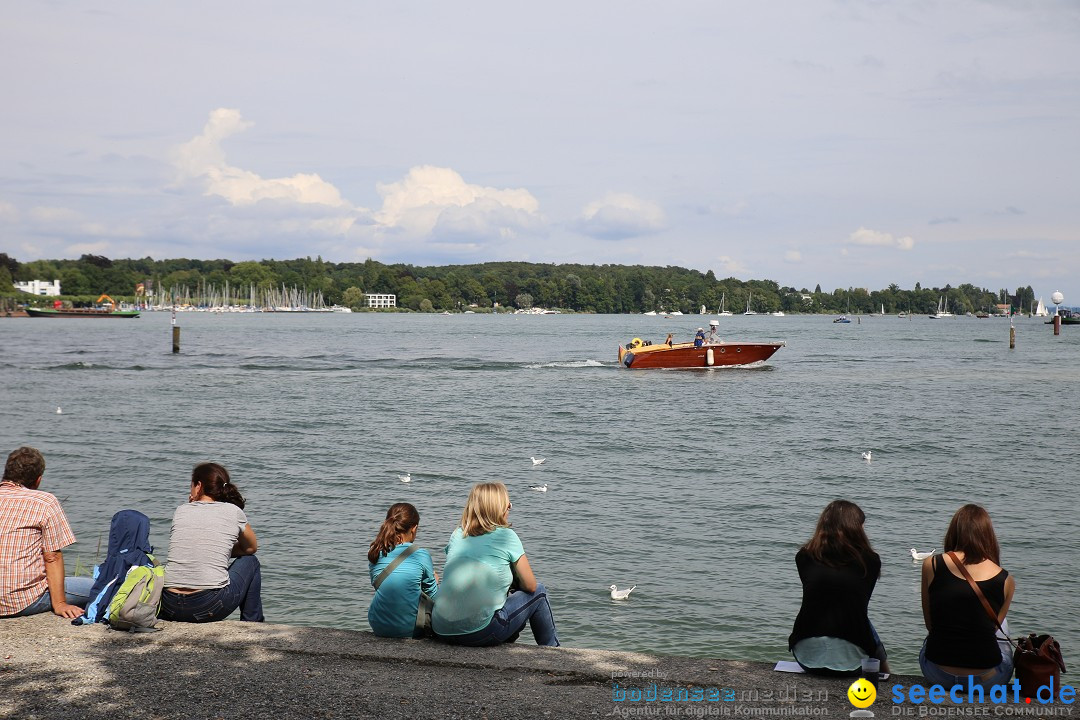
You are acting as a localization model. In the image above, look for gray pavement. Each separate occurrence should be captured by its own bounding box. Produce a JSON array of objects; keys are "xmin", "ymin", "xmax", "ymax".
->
[{"xmin": 1, "ymin": 615, "xmax": 1072, "ymax": 720}]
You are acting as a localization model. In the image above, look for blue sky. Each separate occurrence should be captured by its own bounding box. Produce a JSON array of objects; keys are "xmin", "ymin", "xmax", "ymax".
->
[{"xmin": 2, "ymin": 1, "xmax": 1078, "ymax": 302}]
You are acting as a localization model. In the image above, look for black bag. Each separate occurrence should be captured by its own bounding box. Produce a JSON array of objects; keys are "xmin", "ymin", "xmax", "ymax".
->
[
  {"xmin": 948, "ymin": 553, "xmax": 1066, "ymax": 696},
  {"xmin": 415, "ymin": 590, "xmax": 434, "ymax": 637},
  {"xmin": 1014, "ymin": 634, "xmax": 1066, "ymax": 697}
]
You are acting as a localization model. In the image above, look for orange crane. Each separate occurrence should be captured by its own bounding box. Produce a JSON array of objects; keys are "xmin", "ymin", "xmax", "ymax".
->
[{"xmin": 97, "ymin": 294, "xmax": 116, "ymax": 311}]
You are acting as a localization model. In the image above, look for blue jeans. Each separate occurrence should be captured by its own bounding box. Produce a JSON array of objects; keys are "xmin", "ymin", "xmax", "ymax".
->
[
  {"xmin": 920, "ymin": 637, "xmax": 1014, "ymax": 690},
  {"xmin": 159, "ymin": 555, "xmax": 264, "ymax": 623},
  {"xmin": 2, "ymin": 576, "xmax": 96, "ymax": 617},
  {"xmin": 443, "ymin": 583, "xmax": 559, "ymax": 647}
]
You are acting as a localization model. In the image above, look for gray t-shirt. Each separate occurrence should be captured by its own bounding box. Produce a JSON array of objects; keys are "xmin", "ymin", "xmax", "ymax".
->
[{"xmin": 164, "ymin": 501, "xmax": 248, "ymax": 590}]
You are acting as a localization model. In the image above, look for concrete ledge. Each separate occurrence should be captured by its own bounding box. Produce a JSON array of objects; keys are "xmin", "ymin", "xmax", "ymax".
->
[{"xmin": 0, "ymin": 615, "xmax": 1071, "ymax": 719}]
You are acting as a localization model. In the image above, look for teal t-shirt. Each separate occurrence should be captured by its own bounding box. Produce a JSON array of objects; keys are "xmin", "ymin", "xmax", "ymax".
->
[
  {"xmin": 431, "ymin": 526, "xmax": 525, "ymax": 636},
  {"xmin": 367, "ymin": 543, "xmax": 438, "ymax": 638}
]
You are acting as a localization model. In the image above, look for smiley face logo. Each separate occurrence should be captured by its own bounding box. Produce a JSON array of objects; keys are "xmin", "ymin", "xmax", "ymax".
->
[{"xmin": 847, "ymin": 678, "xmax": 876, "ymax": 708}]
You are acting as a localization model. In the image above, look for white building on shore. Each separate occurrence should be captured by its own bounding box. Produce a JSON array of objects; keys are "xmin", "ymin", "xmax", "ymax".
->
[
  {"xmin": 14, "ymin": 279, "xmax": 61, "ymax": 296},
  {"xmin": 367, "ymin": 293, "xmax": 396, "ymax": 309}
]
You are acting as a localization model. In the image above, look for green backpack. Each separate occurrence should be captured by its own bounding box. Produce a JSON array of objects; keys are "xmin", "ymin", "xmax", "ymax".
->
[{"xmin": 106, "ymin": 558, "xmax": 165, "ymax": 633}]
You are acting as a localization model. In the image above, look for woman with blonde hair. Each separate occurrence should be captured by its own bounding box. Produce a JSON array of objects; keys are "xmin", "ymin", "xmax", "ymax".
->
[
  {"xmin": 432, "ymin": 482, "xmax": 559, "ymax": 646},
  {"xmin": 920, "ymin": 504, "xmax": 1015, "ymax": 689},
  {"xmin": 367, "ymin": 502, "xmax": 439, "ymax": 638}
]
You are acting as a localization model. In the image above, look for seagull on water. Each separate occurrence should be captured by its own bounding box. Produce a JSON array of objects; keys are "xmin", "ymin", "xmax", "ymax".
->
[
  {"xmin": 530, "ymin": 456, "xmax": 546, "ymax": 466},
  {"xmin": 56, "ymin": 407, "xmax": 63, "ymax": 415},
  {"xmin": 609, "ymin": 585, "xmax": 636, "ymax": 600},
  {"xmin": 397, "ymin": 473, "xmax": 411, "ymax": 483},
  {"xmin": 862, "ymin": 451, "xmax": 872, "ymax": 462},
  {"xmin": 529, "ymin": 484, "xmax": 548, "ymax": 492},
  {"xmin": 909, "ymin": 548, "xmax": 936, "ymax": 561}
]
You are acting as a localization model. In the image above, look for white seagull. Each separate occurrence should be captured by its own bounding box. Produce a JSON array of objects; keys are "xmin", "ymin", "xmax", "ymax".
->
[
  {"xmin": 56, "ymin": 407, "xmax": 63, "ymax": 414},
  {"xmin": 909, "ymin": 548, "xmax": 936, "ymax": 561},
  {"xmin": 609, "ymin": 585, "xmax": 636, "ymax": 600},
  {"xmin": 397, "ymin": 473, "xmax": 411, "ymax": 483},
  {"xmin": 862, "ymin": 451, "xmax": 872, "ymax": 462},
  {"xmin": 529, "ymin": 484, "xmax": 548, "ymax": 492},
  {"xmin": 530, "ymin": 456, "xmax": 546, "ymax": 466}
]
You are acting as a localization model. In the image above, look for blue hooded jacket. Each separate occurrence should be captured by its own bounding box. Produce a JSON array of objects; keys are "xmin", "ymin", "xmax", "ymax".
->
[{"xmin": 73, "ymin": 509, "xmax": 153, "ymax": 625}]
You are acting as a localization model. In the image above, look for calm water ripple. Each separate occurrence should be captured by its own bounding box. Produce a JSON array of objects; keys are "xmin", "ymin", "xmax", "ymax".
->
[{"xmin": 1, "ymin": 312, "xmax": 1077, "ymax": 673}]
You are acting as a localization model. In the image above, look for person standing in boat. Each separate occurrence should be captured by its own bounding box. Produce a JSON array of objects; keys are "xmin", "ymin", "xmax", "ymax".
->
[{"xmin": 705, "ymin": 320, "xmax": 721, "ymax": 344}]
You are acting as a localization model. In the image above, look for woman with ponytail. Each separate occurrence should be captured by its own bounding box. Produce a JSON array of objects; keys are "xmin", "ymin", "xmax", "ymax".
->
[
  {"xmin": 160, "ymin": 463, "xmax": 264, "ymax": 623},
  {"xmin": 367, "ymin": 503, "xmax": 439, "ymax": 638}
]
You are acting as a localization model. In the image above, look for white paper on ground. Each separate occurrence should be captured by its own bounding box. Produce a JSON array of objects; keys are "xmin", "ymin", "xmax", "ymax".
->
[{"xmin": 773, "ymin": 661, "xmax": 806, "ymax": 673}]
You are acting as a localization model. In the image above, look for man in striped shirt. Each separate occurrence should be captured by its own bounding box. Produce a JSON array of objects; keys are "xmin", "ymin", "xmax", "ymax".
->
[{"xmin": 0, "ymin": 446, "xmax": 93, "ymax": 618}]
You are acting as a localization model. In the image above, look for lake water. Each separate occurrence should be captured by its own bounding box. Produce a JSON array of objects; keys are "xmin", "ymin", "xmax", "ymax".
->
[{"xmin": 2, "ymin": 311, "xmax": 1077, "ymax": 674}]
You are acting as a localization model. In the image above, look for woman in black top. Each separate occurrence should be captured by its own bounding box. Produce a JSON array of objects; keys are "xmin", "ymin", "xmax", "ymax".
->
[
  {"xmin": 789, "ymin": 500, "xmax": 888, "ymax": 675},
  {"xmin": 920, "ymin": 504, "xmax": 1015, "ymax": 689}
]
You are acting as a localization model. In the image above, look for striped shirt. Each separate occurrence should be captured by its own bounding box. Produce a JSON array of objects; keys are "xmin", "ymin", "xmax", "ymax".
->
[{"xmin": 0, "ymin": 481, "xmax": 77, "ymax": 615}]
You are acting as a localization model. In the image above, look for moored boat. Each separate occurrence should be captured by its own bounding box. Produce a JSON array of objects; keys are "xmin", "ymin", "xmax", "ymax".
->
[
  {"xmin": 618, "ymin": 337, "xmax": 784, "ymax": 369},
  {"xmin": 26, "ymin": 307, "xmax": 140, "ymax": 318},
  {"xmin": 1046, "ymin": 309, "xmax": 1080, "ymax": 325}
]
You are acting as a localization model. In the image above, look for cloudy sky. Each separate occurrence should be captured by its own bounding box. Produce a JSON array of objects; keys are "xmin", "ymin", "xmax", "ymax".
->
[{"xmin": 2, "ymin": 1, "xmax": 1078, "ymax": 300}]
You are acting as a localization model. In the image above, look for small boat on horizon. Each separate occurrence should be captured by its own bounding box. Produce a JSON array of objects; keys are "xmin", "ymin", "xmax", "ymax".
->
[
  {"xmin": 26, "ymin": 307, "xmax": 140, "ymax": 318},
  {"xmin": 929, "ymin": 296, "xmax": 954, "ymax": 319},
  {"xmin": 717, "ymin": 293, "xmax": 733, "ymax": 317}
]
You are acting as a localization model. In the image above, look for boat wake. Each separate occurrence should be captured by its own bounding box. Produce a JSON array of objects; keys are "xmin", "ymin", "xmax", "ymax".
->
[
  {"xmin": 48, "ymin": 362, "xmax": 149, "ymax": 371},
  {"xmin": 524, "ymin": 359, "xmax": 606, "ymax": 369}
]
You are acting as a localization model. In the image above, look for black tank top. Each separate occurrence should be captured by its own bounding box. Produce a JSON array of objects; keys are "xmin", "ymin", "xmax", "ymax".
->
[{"xmin": 925, "ymin": 554, "xmax": 1008, "ymax": 669}]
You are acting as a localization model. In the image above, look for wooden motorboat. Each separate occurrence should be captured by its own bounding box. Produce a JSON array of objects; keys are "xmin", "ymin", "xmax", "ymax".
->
[{"xmin": 618, "ymin": 337, "xmax": 784, "ymax": 369}]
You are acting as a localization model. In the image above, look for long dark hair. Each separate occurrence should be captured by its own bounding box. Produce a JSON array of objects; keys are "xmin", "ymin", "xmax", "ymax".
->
[
  {"xmin": 192, "ymin": 462, "xmax": 245, "ymax": 509},
  {"xmin": 943, "ymin": 504, "xmax": 1000, "ymax": 565},
  {"xmin": 802, "ymin": 499, "xmax": 877, "ymax": 576},
  {"xmin": 368, "ymin": 503, "xmax": 420, "ymax": 563}
]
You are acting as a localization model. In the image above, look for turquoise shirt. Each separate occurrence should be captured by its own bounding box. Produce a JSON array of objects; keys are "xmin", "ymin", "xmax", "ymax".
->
[
  {"xmin": 367, "ymin": 543, "xmax": 438, "ymax": 638},
  {"xmin": 431, "ymin": 526, "xmax": 524, "ymax": 636}
]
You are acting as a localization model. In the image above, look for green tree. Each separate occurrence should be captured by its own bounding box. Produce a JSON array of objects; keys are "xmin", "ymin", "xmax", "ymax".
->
[
  {"xmin": 342, "ymin": 286, "xmax": 365, "ymax": 310},
  {"xmin": 230, "ymin": 261, "xmax": 275, "ymax": 290},
  {"xmin": 515, "ymin": 293, "xmax": 533, "ymax": 309}
]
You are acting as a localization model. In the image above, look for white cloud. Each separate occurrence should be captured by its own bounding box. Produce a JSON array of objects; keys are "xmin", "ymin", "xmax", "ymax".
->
[
  {"xmin": 784, "ymin": 250, "xmax": 802, "ymax": 263},
  {"xmin": 169, "ymin": 110, "xmax": 544, "ymax": 256},
  {"xmin": 175, "ymin": 109, "xmax": 347, "ymax": 208},
  {"xmin": 65, "ymin": 241, "xmax": 111, "ymax": 256},
  {"xmin": 0, "ymin": 201, "xmax": 18, "ymax": 223},
  {"xmin": 848, "ymin": 227, "xmax": 915, "ymax": 251},
  {"xmin": 576, "ymin": 193, "xmax": 665, "ymax": 240},
  {"xmin": 714, "ymin": 255, "xmax": 749, "ymax": 276},
  {"xmin": 373, "ymin": 165, "xmax": 541, "ymax": 243}
]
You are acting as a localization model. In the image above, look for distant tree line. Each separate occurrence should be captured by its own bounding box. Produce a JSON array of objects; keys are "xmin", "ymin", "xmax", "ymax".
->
[{"xmin": 0, "ymin": 252, "xmax": 1041, "ymax": 315}]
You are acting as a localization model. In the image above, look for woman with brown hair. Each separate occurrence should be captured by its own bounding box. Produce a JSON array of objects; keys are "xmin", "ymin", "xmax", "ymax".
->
[
  {"xmin": 367, "ymin": 502, "xmax": 439, "ymax": 638},
  {"xmin": 789, "ymin": 499, "xmax": 888, "ymax": 675},
  {"xmin": 920, "ymin": 504, "xmax": 1015, "ymax": 689},
  {"xmin": 160, "ymin": 462, "xmax": 263, "ymax": 623},
  {"xmin": 432, "ymin": 482, "xmax": 559, "ymax": 646}
]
